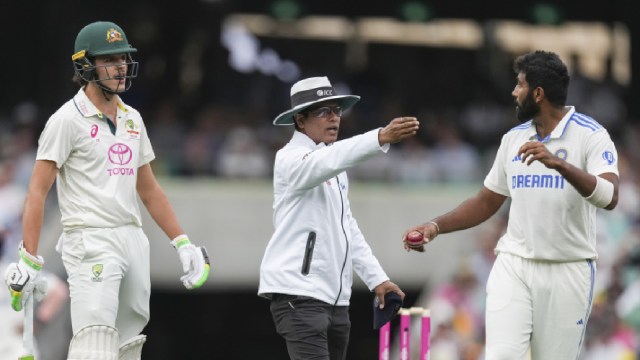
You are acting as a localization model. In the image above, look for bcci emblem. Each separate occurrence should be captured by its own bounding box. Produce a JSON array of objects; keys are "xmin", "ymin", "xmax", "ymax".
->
[
  {"xmin": 555, "ymin": 148, "xmax": 568, "ymax": 160},
  {"xmin": 92, "ymin": 264, "xmax": 104, "ymax": 282}
]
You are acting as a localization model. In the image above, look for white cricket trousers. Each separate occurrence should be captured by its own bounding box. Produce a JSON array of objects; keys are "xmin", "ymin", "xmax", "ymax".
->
[
  {"xmin": 58, "ymin": 225, "xmax": 151, "ymax": 344},
  {"xmin": 485, "ymin": 252, "xmax": 595, "ymax": 360}
]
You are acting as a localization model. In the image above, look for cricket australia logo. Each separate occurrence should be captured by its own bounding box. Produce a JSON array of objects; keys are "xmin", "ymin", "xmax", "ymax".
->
[
  {"xmin": 125, "ymin": 119, "xmax": 140, "ymax": 138},
  {"xmin": 106, "ymin": 28, "xmax": 124, "ymax": 43},
  {"xmin": 92, "ymin": 264, "xmax": 104, "ymax": 282}
]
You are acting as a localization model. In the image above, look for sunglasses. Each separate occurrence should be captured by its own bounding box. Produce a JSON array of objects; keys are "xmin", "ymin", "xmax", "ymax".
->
[{"xmin": 305, "ymin": 105, "xmax": 343, "ymax": 118}]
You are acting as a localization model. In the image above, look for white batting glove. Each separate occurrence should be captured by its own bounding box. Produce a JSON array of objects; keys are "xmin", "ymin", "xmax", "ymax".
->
[
  {"xmin": 171, "ymin": 235, "xmax": 210, "ymax": 290},
  {"xmin": 4, "ymin": 243, "xmax": 47, "ymax": 311}
]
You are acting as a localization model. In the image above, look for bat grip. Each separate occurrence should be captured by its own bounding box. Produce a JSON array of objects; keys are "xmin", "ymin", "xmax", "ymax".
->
[{"xmin": 22, "ymin": 294, "xmax": 34, "ymax": 357}]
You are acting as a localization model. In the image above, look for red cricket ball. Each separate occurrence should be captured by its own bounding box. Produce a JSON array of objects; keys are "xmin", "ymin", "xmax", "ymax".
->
[{"xmin": 406, "ymin": 231, "xmax": 424, "ymax": 244}]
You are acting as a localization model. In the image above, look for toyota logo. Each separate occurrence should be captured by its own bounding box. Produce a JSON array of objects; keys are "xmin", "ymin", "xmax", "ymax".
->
[{"xmin": 108, "ymin": 143, "xmax": 133, "ymax": 165}]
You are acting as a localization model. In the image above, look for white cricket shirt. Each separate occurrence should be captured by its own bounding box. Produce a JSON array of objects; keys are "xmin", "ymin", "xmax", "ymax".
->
[
  {"xmin": 37, "ymin": 88, "xmax": 155, "ymax": 231},
  {"xmin": 259, "ymin": 129, "xmax": 391, "ymax": 306},
  {"xmin": 484, "ymin": 107, "xmax": 619, "ymax": 261}
]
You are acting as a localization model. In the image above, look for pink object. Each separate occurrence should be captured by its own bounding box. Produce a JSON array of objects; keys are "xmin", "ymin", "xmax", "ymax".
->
[
  {"xmin": 379, "ymin": 322, "xmax": 390, "ymax": 360},
  {"xmin": 378, "ymin": 308, "xmax": 431, "ymax": 360},
  {"xmin": 399, "ymin": 310, "xmax": 411, "ymax": 360},
  {"xmin": 420, "ymin": 311, "xmax": 431, "ymax": 359},
  {"xmin": 406, "ymin": 231, "xmax": 423, "ymax": 245}
]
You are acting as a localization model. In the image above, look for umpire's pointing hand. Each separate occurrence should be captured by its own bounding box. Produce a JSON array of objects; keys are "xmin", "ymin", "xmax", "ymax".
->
[{"xmin": 378, "ymin": 117, "xmax": 419, "ymax": 145}]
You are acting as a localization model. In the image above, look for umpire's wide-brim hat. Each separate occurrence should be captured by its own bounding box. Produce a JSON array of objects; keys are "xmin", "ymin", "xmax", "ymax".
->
[{"xmin": 273, "ymin": 76, "xmax": 360, "ymax": 125}]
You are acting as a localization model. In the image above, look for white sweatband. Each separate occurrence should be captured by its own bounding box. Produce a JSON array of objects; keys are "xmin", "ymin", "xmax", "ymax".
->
[{"xmin": 585, "ymin": 176, "xmax": 614, "ymax": 208}]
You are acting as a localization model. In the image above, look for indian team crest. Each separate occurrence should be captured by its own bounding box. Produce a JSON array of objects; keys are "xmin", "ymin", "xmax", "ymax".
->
[
  {"xmin": 92, "ymin": 264, "xmax": 104, "ymax": 282},
  {"xmin": 555, "ymin": 148, "xmax": 568, "ymax": 160}
]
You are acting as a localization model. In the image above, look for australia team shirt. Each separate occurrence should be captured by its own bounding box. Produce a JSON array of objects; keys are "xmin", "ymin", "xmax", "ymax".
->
[
  {"xmin": 484, "ymin": 106, "xmax": 619, "ymax": 261},
  {"xmin": 37, "ymin": 88, "xmax": 155, "ymax": 231}
]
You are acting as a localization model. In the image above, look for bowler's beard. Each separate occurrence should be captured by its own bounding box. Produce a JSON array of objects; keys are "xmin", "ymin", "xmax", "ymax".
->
[{"xmin": 515, "ymin": 91, "xmax": 539, "ymax": 123}]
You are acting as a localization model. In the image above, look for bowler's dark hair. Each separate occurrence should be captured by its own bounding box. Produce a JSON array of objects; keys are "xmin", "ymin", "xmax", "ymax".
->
[{"xmin": 513, "ymin": 50, "xmax": 569, "ymax": 107}]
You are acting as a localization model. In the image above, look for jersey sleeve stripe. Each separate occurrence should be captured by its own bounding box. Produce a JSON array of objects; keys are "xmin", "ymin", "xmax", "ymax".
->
[
  {"xmin": 508, "ymin": 120, "xmax": 532, "ymax": 132},
  {"xmin": 572, "ymin": 113, "xmax": 603, "ymax": 130}
]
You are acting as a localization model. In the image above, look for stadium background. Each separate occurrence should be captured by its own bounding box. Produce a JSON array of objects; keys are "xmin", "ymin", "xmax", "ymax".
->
[{"xmin": 1, "ymin": 0, "xmax": 639, "ymax": 359}]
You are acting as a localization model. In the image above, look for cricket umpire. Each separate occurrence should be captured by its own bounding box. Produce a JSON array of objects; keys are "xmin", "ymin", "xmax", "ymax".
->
[{"xmin": 259, "ymin": 76, "xmax": 418, "ymax": 360}]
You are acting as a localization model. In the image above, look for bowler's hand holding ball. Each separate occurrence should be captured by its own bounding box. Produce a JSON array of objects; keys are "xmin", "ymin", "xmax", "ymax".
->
[{"xmin": 404, "ymin": 231, "xmax": 425, "ymax": 252}]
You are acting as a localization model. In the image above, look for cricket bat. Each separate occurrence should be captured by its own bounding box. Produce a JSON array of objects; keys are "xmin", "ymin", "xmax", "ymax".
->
[{"xmin": 19, "ymin": 294, "xmax": 35, "ymax": 360}]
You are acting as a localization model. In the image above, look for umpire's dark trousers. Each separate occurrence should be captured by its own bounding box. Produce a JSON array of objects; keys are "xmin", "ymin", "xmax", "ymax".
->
[{"xmin": 270, "ymin": 294, "xmax": 351, "ymax": 360}]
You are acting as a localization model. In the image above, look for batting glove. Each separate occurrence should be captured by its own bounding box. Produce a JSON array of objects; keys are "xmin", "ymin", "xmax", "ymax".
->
[
  {"xmin": 171, "ymin": 235, "xmax": 210, "ymax": 290},
  {"xmin": 4, "ymin": 243, "xmax": 47, "ymax": 311}
]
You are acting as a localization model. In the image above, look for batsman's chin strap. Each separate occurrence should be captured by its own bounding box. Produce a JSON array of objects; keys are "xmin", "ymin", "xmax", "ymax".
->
[
  {"xmin": 97, "ymin": 81, "xmax": 123, "ymax": 102},
  {"xmin": 100, "ymin": 86, "xmax": 115, "ymax": 102}
]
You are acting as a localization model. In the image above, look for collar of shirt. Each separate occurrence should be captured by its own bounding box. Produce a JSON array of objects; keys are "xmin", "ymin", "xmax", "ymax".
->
[
  {"xmin": 525, "ymin": 106, "xmax": 575, "ymax": 142},
  {"xmin": 290, "ymin": 130, "xmax": 327, "ymax": 149},
  {"xmin": 72, "ymin": 87, "xmax": 128, "ymax": 119}
]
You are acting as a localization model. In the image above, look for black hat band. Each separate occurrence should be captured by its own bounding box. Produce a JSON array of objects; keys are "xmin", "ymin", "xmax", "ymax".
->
[{"xmin": 291, "ymin": 86, "xmax": 336, "ymax": 108}]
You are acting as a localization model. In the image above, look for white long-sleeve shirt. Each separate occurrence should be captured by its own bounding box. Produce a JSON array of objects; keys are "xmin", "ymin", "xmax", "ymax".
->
[{"xmin": 258, "ymin": 129, "xmax": 390, "ymax": 306}]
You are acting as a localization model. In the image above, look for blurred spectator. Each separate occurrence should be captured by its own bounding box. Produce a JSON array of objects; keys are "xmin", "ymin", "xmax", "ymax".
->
[
  {"xmin": 430, "ymin": 121, "xmax": 482, "ymax": 184},
  {"xmin": 5, "ymin": 101, "xmax": 40, "ymax": 189},
  {"xmin": 616, "ymin": 234, "xmax": 640, "ymax": 335},
  {"xmin": 458, "ymin": 85, "xmax": 511, "ymax": 150},
  {"xmin": 390, "ymin": 137, "xmax": 438, "ymax": 184},
  {"xmin": 0, "ymin": 160, "xmax": 26, "ymax": 253},
  {"xmin": 350, "ymin": 152, "xmax": 395, "ymax": 182},
  {"xmin": 148, "ymin": 100, "xmax": 187, "ymax": 176},
  {"xmin": 181, "ymin": 104, "xmax": 226, "ymax": 175},
  {"xmin": 217, "ymin": 126, "xmax": 270, "ymax": 178}
]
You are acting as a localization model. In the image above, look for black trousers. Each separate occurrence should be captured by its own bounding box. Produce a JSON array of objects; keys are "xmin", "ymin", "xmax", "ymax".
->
[{"xmin": 270, "ymin": 294, "xmax": 351, "ymax": 360}]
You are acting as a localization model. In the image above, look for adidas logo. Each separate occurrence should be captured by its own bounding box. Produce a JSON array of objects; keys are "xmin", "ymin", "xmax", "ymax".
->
[
  {"xmin": 576, "ymin": 319, "xmax": 584, "ymax": 325},
  {"xmin": 512, "ymin": 155, "xmax": 522, "ymax": 162}
]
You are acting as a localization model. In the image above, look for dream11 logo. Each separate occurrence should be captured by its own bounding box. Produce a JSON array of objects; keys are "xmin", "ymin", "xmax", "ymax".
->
[{"xmin": 107, "ymin": 143, "xmax": 135, "ymax": 176}]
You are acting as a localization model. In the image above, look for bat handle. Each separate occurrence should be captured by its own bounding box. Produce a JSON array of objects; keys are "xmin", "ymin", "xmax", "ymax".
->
[{"xmin": 22, "ymin": 294, "xmax": 35, "ymax": 358}]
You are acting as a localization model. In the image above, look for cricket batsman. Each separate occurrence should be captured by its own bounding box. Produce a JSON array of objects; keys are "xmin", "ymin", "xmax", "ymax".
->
[{"xmin": 4, "ymin": 21, "xmax": 210, "ymax": 359}]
